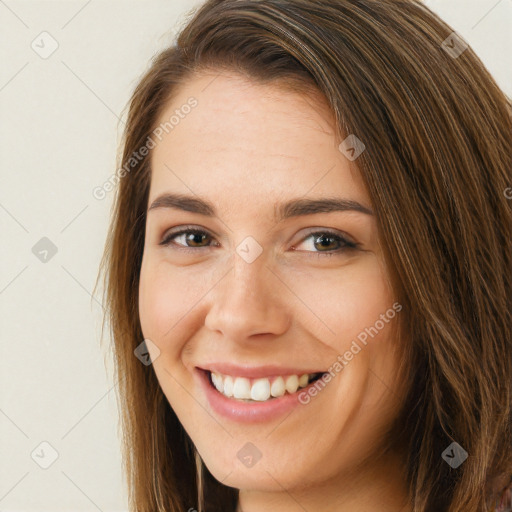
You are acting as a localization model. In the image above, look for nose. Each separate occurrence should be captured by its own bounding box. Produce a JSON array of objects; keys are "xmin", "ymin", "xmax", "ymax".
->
[{"xmin": 204, "ymin": 254, "xmax": 291, "ymax": 342}]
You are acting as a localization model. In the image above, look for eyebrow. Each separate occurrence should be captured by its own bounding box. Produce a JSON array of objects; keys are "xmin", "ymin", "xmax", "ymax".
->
[{"xmin": 147, "ymin": 193, "xmax": 374, "ymax": 221}]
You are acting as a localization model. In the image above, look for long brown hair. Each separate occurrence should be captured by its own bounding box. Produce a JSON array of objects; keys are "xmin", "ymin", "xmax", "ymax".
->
[{"xmin": 95, "ymin": 1, "xmax": 512, "ymax": 510}]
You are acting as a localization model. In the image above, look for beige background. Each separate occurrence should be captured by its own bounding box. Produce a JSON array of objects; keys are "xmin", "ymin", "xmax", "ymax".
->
[{"xmin": 0, "ymin": 1, "xmax": 510, "ymax": 510}]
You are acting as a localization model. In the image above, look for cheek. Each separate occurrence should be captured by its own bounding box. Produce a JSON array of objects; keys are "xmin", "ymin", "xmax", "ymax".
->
[
  {"xmin": 289, "ymin": 257, "xmax": 395, "ymax": 349},
  {"xmin": 139, "ymin": 258, "xmax": 185, "ymax": 343},
  {"xmin": 138, "ymin": 256, "xmax": 215, "ymax": 345}
]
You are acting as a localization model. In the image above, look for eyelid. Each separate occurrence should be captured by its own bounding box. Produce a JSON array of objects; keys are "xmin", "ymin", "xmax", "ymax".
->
[
  {"xmin": 291, "ymin": 229, "xmax": 359, "ymax": 254},
  {"xmin": 159, "ymin": 225, "xmax": 217, "ymax": 247},
  {"xmin": 296, "ymin": 227, "xmax": 358, "ymax": 246},
  {"xmin": 159, "ymin": 224, "xmax": 360, "ymax": 255}
]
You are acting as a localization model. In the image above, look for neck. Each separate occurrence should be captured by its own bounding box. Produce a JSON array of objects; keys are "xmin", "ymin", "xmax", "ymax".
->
[{"xmin": 236, "ymin": 448, "xmax": 411, "ymax": 512}]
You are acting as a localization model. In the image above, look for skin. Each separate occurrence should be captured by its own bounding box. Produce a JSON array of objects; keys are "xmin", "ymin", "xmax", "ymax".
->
[{"xmin": 138, "ymin": 71, "xmax": 411, "ymax": 512}]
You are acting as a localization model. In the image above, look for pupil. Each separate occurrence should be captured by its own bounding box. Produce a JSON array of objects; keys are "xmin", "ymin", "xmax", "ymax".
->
[
  {"xmin": 316, "ymin": 235, "xmax": 336, "ymax": 250},
  {"xmin": 188, "ymin": 233, "xmax": 206, "ymax": 246}
]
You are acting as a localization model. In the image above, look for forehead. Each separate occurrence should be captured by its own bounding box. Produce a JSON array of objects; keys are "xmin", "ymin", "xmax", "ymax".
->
[{"xmin": 149, "ymin": 71, "xmax": 370, "ymax": 210}]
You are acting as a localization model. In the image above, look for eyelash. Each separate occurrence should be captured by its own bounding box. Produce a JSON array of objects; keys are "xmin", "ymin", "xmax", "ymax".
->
[{"xmin": 159, "ymin": 226, "xmax": 359, "ymax": 257}]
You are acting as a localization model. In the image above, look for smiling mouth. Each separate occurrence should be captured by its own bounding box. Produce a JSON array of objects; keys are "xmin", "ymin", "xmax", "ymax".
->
[{"xmin": 205, "ymin": 369, "xmax": 326, "ymax": 403}]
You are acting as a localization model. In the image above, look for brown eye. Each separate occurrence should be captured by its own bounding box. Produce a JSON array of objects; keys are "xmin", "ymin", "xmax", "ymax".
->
[
  {"xmin": 160, "ymin": 228, "xmax": 214, "ymax": 248},
  {"xmin": 292, "ymin": 230, "xmax": 358, "ymax": 256}
]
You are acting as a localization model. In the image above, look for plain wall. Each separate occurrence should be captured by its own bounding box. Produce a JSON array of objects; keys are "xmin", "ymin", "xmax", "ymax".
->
[{"xmin": 0, "ymin": 1, "xmax": 510, "ymax": 510}]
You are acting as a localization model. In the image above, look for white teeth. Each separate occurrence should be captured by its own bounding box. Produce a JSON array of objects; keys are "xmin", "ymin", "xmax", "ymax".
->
[
  {"xmin": 210, "ymin": 372, "xmax": 315, "ymax": 402},
  {"xmin": 270, "ymin": 376, "xmax": 285, "ymax": 398},
  {"xmin": 223, "ymin": 376, "xmax": 234, "ymax": 397},
  {"xmin": 250, "ymin": 378, "xmax": 271, "ymax": 401},
  {"xmin": 285, "ymin": 375, "xmax": 299, "ymax": 394},
  {"xmin": 212, "ymin": 373, "xmax": 223, "ymax": 393},
  {"xmin": 298, "ymin": 374, "xmax": 309, "ymax": 387},
  {"xmin": 233, "ymin": 377, "xmax": 251, "ymax": 399}
]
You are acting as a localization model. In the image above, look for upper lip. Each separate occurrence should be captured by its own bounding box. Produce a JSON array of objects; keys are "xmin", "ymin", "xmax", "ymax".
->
[{"xmin": 197, "ymin": 363, "xmax": 325, "ymax": 379}]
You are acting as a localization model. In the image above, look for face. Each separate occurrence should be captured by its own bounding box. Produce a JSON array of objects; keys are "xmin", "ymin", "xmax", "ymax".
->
[{"xmin": 139, "ymin": 71, "xmax": 406, "ymax": 493}]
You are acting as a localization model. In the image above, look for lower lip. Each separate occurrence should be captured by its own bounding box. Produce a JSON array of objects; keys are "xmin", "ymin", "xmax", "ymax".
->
[{"xmin": 195, "ymin": 368, "xmax": 323, "ymax": 424}]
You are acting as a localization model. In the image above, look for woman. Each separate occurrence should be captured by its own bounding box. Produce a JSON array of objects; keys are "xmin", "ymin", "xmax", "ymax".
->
[{"xmin": 95, "ymin": 0, "xmax": 512, "ymax": 510}]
